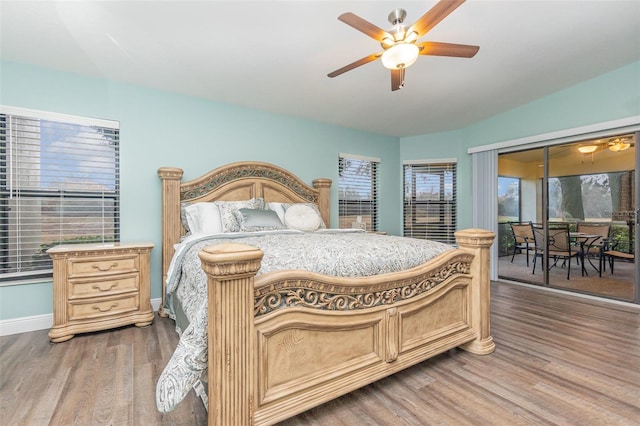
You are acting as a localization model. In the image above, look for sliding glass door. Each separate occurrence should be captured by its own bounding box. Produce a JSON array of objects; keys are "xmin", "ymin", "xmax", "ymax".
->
[
  {"xmin": 498, "ymin": 134, "xmax": 637, "ymax": 303},
  {"xmin": 498, "ymin": 148, "xmax": 544, "ymax": 285}
]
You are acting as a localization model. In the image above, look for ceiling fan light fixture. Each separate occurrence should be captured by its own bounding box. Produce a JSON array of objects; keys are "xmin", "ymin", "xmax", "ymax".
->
[
  {"xmin": 577, "ymin": 145, "xmax": 598, "ymax": 154},
  {"xmin": 404, "ymin": 30, "xmax": 419, "ymax": 43},
  {"xmin": 381, "ymin": 43, "xmax": 419, "ymax": 70},
  {"xmin": 609, "ymin": 142, "xmax": 630, "ymax": 152},
  {"xmin": 381, "ymin": 36, "xmax": 395, "ymax": 48},
  {"xmin": 329, "ymin": 1, "xmax": 477, "ymax": 90}
]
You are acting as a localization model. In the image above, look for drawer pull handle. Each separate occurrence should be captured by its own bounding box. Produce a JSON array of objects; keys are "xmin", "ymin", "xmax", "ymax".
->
[
  {"xmin": 93, "ymin": 303, "xmax": 118, "ymax": 313},
  {"xmin": 93, "ymin": 262, "xmax": 118, "ymax": 272},
  {"xmin": 92, "ymin": 283, "xmax": 117, "ymax": 292}
]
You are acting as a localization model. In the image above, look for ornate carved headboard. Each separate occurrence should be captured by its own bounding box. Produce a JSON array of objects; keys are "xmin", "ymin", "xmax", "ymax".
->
[{"xmin": 157, "ymin": 161, "xmax": 332, "ymax": 314}]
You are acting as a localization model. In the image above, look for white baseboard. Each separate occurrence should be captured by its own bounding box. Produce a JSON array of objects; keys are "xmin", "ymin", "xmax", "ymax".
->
[
  {"xmin": 0, "ymin": 298, "xmax": 163, "ymax": 337},
  {"xmin": 0, "ymin": 313, "xmax": 53, "ymax": 336}
]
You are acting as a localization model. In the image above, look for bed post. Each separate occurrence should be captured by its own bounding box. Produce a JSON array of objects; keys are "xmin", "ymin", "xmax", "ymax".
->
[
  {"xmin": 313, "ymin": 178, "xmax": 332, "ymax": 228},
  {"xmin": 198, "ymin": 243, "xmax": 264, "ymax": 426},
  {"xmin": 157, "ymin": 167, "xmax": 184, "ymax": 317},
  {"xmin": 454, "ymin": 228, "xmax": 496, "ymax": 355}
]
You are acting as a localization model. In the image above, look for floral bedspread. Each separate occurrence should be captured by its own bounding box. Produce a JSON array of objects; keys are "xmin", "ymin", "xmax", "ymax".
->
[{"xmin": 156, "ymin": 229, "xmax": 454, "ymax": 412}]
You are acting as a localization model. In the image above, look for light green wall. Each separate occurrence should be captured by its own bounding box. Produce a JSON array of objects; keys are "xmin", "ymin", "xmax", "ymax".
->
[
  {"xmin": 1, "ymin": 59, "xmax": 638, "ymax": 321},
  {"xmin": 400, "ymin": 60, "xmax": 640, "ymax": 230},
  {"xmin": 0, "ymin": 61, "xmax": 400, "ymax": 320}
]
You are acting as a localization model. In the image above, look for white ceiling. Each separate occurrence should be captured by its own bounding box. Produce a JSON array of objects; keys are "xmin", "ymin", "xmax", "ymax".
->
[{"xmin": 1, "ymin": 1, "xmax": 639, "ymax": 137}]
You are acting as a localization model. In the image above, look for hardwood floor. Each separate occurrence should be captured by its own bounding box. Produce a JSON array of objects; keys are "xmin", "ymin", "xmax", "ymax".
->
[
  {"xmin": 0, "ymin": 313, "xmax": 207, "ymax": 425},
  {"xmin": 1, "ymin": 282, "xmax": 639, "ymax": 425}
]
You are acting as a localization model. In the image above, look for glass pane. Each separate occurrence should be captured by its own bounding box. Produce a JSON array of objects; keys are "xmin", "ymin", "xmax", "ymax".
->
[
  {"xmin": 414, "ymin": 173, "xmax": 440, "ymax": 200},
  {"xmin": 498, "ymin": 176, "xmax": 520, "ymax": 222},
  {"xmin": 1, "ymin": 113, "xmax": 120, "ymax": 282},
  {"xmin": 338, "ymin": 157, "xmax": 378, "ymax": 231},
  {"xmin": 497, "ymin": 148, "xmax": 544, "ymax": 285},
  {"xmin": 0, "ymin": 196, "xmax": 116, "ymax": 276},
  {"xmin": 548, "ymin": 138, "xmax": 635, "ymax": 301},
  {"xmin": 9, "ymin": 119, "xmax": 118, "ymax": 192},
  {"xmin": 403, "ymin": 163, "xmax": 457, "ymax": 244}
]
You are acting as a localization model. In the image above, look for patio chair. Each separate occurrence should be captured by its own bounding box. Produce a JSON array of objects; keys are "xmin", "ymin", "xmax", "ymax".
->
[
  {"xmin": 532, "ymin": 224, "xmax": 577, "ymax": 280},
  {"xmin": 576, "ymin": 223, "xmax": 610, "ymax": 273},
  {"xmin": 532, "ymin": 225, "xmax": 545, "ymax": 274},
  {"xmin": 510, "ymin": 222, "xmax": 535, "ymax": 266},
  {"xmin": 600, "ymin": 238, "xmax": 635, "ymax": 276}
]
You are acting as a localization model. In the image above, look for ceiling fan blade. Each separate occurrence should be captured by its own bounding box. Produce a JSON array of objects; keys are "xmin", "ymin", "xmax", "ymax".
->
[
  {"xmin": 328, "ymin": 53, "xmax": 382, "ymax": 78},
  {"xmin": 418, "ymin": 41, "xmax": 479, "ymax": 57},
  {"xmin": 391, "ymin": 68, "xmax": 405, "ymax": 91},
  {"xmin": 338, "ymin": 12, "xmax": 392, "ymax": 42},
  {"xmin": 408, "ymin": 0, "xmax": 467, "ymax": 38}
]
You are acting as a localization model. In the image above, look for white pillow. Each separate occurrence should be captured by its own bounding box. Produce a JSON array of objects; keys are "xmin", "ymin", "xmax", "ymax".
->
[
  {"xmin": 284, "ymin": 204, "xmax": 322, "ymax": 232},
  {"xmin": 198, "ymin": 203, "xmax": 223, "ymax": 234},
  {"xmin": 183, "ymin": 202, "xmax": 222, "ymax": 234}
]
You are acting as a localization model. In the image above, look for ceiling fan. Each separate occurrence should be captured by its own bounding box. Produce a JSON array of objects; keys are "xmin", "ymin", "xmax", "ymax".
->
[{"xmin": 328, "ymin": 0, "xmax": 479, "ymax": 91}]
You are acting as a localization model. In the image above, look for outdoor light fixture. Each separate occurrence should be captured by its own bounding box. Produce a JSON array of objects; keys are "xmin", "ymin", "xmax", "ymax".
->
[
  {"xmin": 608, "ymin": 141, "xmax": 631, "ymax": 152},
  {"xmin": 577, "ymin": 145, "xmax": 598, "ymax": 154}
]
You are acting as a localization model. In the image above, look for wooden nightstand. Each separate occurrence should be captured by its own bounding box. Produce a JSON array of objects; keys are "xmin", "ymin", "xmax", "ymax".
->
[{"xmin": 47, "ymin": 242, "xmax": 154, "ymax": 343}]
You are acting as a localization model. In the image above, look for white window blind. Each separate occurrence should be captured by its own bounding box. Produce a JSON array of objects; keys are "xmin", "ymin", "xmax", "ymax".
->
[
  {"xmin": 338, "ymin": 154, "xmax": 379, "ymax": 232},
  {"xmin": 0, "ymin": 108, "xmax": 120, "ymax": 282},
  {"xmin": 403, "ymin": 160, "xmax": 457, "ymax": 244}
]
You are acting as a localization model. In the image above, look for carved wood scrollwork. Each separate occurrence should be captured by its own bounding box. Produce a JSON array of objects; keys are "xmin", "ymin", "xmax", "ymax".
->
[
  {"xmin": 254, "ymin": 255, "xmax": 472, "ymax": 316},
  {"xmin": 181, "ymin": 164, "xmax": 319, "ymax": 202}
]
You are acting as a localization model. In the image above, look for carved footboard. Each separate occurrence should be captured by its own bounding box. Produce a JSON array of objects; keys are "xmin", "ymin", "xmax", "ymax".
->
[{"xmin": 198, "ymin": 229, "xmax": 495, "ymax": 426}]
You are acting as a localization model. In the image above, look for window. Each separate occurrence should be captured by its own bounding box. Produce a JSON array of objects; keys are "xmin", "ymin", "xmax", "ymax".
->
[
  {"xmin": 338, "ymin": 153, "xmax": 379, "ymax": 231},
  {"xmin": 0, "ymin": 107, "xmax": 120, "ymax": 283},
  {"xmin": 403, "ymin": 160, "xmax": 457, "ymax": 244},
  {"xmin": 498, "ymin": 176, "xmax": 520, "ymax": 222}
]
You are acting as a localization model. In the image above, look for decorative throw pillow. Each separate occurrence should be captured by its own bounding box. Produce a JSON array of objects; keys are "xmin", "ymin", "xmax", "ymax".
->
[
  {"xmin": 284, "ymin": 204, "xmax": 322, "ymax": 232},
  {"xmin": 217, "ymin": 198, "xmax": 265, "ymax": 232},
  {"xmin": 235, "ymin": 208, "xmax": 285, "ymax": 232}
]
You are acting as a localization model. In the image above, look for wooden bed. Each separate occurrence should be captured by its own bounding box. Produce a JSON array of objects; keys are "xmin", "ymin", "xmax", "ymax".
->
[{"xmin": 158, "ymin": 161, "xmax": 495, "ymax": 426}]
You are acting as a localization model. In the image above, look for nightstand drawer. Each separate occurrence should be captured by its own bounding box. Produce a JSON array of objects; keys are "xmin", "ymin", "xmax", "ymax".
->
[
  {"xmin": 69, "ymin": 274, "xmax": 139, "ymax": 299},
  {"xmin": 68, "ymin": 294, "xmax": 140, "ymax": 321},
  {"xmin": 68, "ymin": 255, "xmax": 138, "ymax": 277}
]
